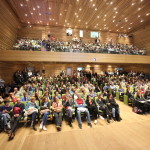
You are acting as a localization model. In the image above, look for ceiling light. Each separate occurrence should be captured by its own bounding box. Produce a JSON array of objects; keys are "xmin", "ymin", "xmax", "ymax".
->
[
  {"xmin": 31, "ymin": 12, "xmax": 33, "ymax": 15},
  {"xmin": 138, "ymin": 8, "xmax": 141, "ymax": 11},
  {"xmin": 110, "ymin": 2, "xmax": 113, "ymax": 5},
  {"xmin": 130, "ymin": 22, "xmax": 133, "ymax": 24},
  {"xmin": 113, "ymin": 16, "xmax": 116, "ymax": 18},
  {"xmin": 138, "ymin": 15, "xmax": 141, "ymax": 17},
  {"xmin": 78, "ymin": 20, "xmax": 81, "ymax": 22},
  {"xmin": 39, "ymin": 13, "xmax": 41, "ymax": 16},
  {"xmin": 33, "ymin": 8, "xmax": 36, "ymax": 11},
  {"xmin": 60, "ymin": 13, "xmax": 62, "ymax": 16},
  {"xmin": 37, "ymin": 5, "xmax": 40, "ymax": 9},
  {"xmin": 85, "ymin": 22, "xmax": 88, "ymax": 24},
  {"xmin": 97, "ymin": 16, "xmax": 100, "ymax": 18},
  {"xmin": 128, "ymin": 27, "xmax": 131, "ymax": 29},
  {"xmin": 25, "ymin": 14, "xmax": 28, "ymax": 16},
  {"xmin": 146, "ymin": 13, "xmax": 150, "ymax": 16},
  {"xmin": 53, "ymin": 19, "xmax": 55, "ymax": 21},
  {"xmin": 140, "ymin": 20, "xmax": 144, "ymax": 22},
  {"xmin": 104, "ymin": 19, "xmax": 106, "ymax": 21},
  {"xmin": 121, "ymin": 27, "xmax": 123, "ymax": 28},
  {"xmin": 104, "ymin": 14, "xmax": 107, "ymax": 17},
  {"xmin": 49, "ymin": 18, "xmax": 51, "ymax": 20},
  {"xmin": 49, "ymin": 7, "xmax": 51, "ymax": 10},
  {"xmin": 113, "ymin": 20, "xmax": 115, "ymax": 22},
  {"xmin": 20, "ymin": 4, "xmax": 23, "ymax": 7},
  {"xmin": 95, "ymin": 8, "xmax": 98, "ymax": 11},
  {"xmin": 92, "ymin": 4, "xmax": 95, "ymax": 7},
  {"xmin": 131, "ymin": 3, "xmax": 135, "ymax": 6},
  {"xmin": 28, "ymin": 22, "xmax": 30, "ymax": 24},
  {"xmin": 115, "ymin": 11, "xmax": 118, "ymax": 14},
  {"xmin": 79, "ymin": 8, "xmax": 82, "ymax": 11},
  {"xmin": 114, "ymin": 8, "xmax": 117, "ymax": 10},
  {"xmin": 56, "ymin": 22, "xmax": 58, "ymax": 24},
  {"xmin": 76, "ymin": 15, "xmax": 79, "ymax": 18}
]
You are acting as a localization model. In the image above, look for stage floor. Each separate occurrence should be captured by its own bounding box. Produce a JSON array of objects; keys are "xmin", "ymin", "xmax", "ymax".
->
[{"xmin": 0, "ymin": 100, "xmax": 150, "ymax": 150}]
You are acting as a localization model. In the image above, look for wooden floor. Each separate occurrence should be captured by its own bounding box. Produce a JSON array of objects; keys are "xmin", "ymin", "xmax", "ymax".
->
[{"xmin": 0, "ymin": 100, "xmax": 150, "ymax": 150}]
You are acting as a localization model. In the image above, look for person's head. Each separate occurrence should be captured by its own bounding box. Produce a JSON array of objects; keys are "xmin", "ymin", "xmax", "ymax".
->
[
  {"xmin": 77, "ymin": 94, "xmax": 81, "ymax": 99},
  {"xmin": 4, "ymin": 100, "xmax": 10, "ymax": 106},
  {"xmin": 44, "ymin": 91, "xmax": 49, "ymax": 97},
  {"xmin": 30, "ymin": 97, "xmax": 36, "ymax": 103},
  {"xmin": 14, "ymin": 87, "xmax": 18, "ymax": 92},
  {"xmin": 24, "ymin": 92, "xmax": 28, "ymax": 97},
  {"xmin": 53, "ymin": 96, "xmax": 59, "ymax": 103},
  {"xmin": 42, "ymin": 97, "xmax": 48, "ymax": 102},
  {"xmin": 87, "ymin": 95, "xmax": 92, "ymax": 101},
  {"xmin": 16, "ymin": 98, "xmax": 21, "ymax": 104},
  {"xmin": 55, "ymin": 91, "xmax": 59, "ymax": 96},
  {"xmin": 98, "ymin": 94, "xmax": 103, "ymax": 99}
]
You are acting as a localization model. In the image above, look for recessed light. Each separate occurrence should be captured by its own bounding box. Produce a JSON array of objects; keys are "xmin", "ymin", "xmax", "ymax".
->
[
  {"xmin": 56, "ymin": 22, "xmax": 58, "ymax": 24},
  {"xmin": 104, "ymin": 14, "xmax": 107, "ymax": 17},
  {"xmin": 90, "ymin": 0, "xmax": 93, "ymax": 2},
  {"xmin": 92, "ymin": 4, "xmax": 95, "ymax": 7},
  {"xmin": 85, "ymin": 22, "xmax": 88, "ymax": 24},
  {"xmin": 78, "ymin": 20, "xmax": 81, "ymax": 22},
  {"xmin": 110, "ymin": 2, "xmax": 113, "ymax": 5},
  {"xmin": 31, "ymin": 12, "xmax": 33, "ymax": 15},
  {"xmin": 115, "ymin": 11, "xmax": 118, "ymax": 14},
  {"xmin": 53, "ymin": 19, "xmax": 55, "ymax": 21},
  {"xmin": 25, "ymin": 14, "xmax": 28, "ymax": 16},
  {"xmin": 97, "ymin": 16, "xmax": 100, "ymax": 18},
  {"xmin": 113, "ymin": 16, "xmax": 116, "ymax": 18},
  {"xmin": 79, "ymin": 8, "xmax": 82, "ymax": 11},
  {"xmin": 138, "ymin": 15, "xmax": 141, "ymax": 17},
  {"xmin": 131, "ymin": 3, "xmax": 135, "ymax": 6},
  {"xmin": 114, "ymin": 8, "xmax": 117, "ymax": 10},
  {"xmin": 104, "ymin": 19, "xmax": 106, "ymax": 21},
  {"xmin": 37, "ymin": 5, "xmax": 40, "ymax": 9},
  {"xmin": 33, "ymin": 8, "xmax": 36, "ymax": 11},
  {"xmin": 113, "ymin": 20, "xmax": 115, "ymax": 22},
  {"xmin": 28, "ymin": 22, "xmax": 30, "ymax": 24},
  {"xmin": 39, "ymin": 13, "xmax": 41, "ymax": 16},
  {"xmin": 95, "ymin": 8, "xmax": 97, "ymax": 11},
  {"xmin": 138, "ymin": 8, "xmax": 141, "ymax": 11},
  {"xmin": 20, "ymin": 4, "xmax": 23, "ymax": 7},
  {"xmin": 49, "ymin": 18, "xmax": 51, "ymax": 20},
  {"xmin": 141, "ymin": 20, "xmax": 144, "ymax": 22},
  {"xmin": 60, "ymin": 13, "xmax": 62, "ymax": 16},
  {"xmin": 146, "ymin": 13, "xmax": 150, "ymax": 16},
  {"xmin": 76, "ymin": 15, "xmax": 79, "ymax": 18},
  {"xmin": 49, "ymin": 7, "xmax": 51, "ymax": 10},
  {"xmin": 130, "ymin": 22, "xmax": 133, "ymax": 24},
  {"xmin": 121, "ymin": 27, "xmax": 124, "ymax": 28}
]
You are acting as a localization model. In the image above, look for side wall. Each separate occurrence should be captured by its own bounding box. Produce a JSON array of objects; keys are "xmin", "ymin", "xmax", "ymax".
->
[
  {"xmin": 132, "ymin": 24, "xmax": 150, "ymax": 55},
  {"xmin": 0, "ymin": 0, "xmax": 20, "ymax": 50}
]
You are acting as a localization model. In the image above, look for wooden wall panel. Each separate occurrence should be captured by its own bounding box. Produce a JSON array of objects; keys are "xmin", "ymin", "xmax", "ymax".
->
[
  {"xmin": 17, "ymin": 25, "xmax": 131, "ymax": 44},
  {"xmin": 0, "ymin": 62, "xmax": 150, "ymax": 84},
  {"xmin": 132, "ymin": 24, "xmax": 150, "ymax": 55},
  {"xmin": 0, "ymin": 0, "xmax": 20, "ymax": 50}
]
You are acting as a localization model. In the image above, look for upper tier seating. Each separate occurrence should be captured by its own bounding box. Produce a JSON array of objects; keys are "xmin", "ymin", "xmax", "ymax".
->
[{"xmin": 13, "ymin": 39, "xmax": 146, "ymax": 55}]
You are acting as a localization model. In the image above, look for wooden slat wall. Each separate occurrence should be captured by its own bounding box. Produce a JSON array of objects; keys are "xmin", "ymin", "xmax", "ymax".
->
[
  {"xmin": 0, "ymin": 0, "xmax": 20, "ymax": 50},
  {"xmin": 0, "ymin": 62, "xmax": 150, "ymax": 83},
  {"xmin": 132, "ymin": 24, "xmax": 150, "ymax": 55},
  {"xmin": 0, "ymin": 50, "xmax": 150, "ymax": 64},
  {"xmin": 17, "ymin": 25, "xmax": 131, "ymax": 44}
]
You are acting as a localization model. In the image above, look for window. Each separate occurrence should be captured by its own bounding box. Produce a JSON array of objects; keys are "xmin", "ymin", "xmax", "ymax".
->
[
  {"xmin": 66, "ymin": 29, "xmax": 72, "ymax": 36},
  {"xmin": 90, "ymin": 31, "xmax": 100, "ymax": 38},
  {"xmin": 79, "ymin": 30, "xmax": 83, "ymax": 37}
]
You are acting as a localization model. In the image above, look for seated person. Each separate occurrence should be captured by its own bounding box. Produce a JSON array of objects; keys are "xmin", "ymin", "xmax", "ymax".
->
[
  {"xmin": 63, "ymin": 95, "xmax": 75, "ymax": 127},
  {"xmin": 75, "ymin": 94, "xmax": 92, "ymax": 129},
  {"xmin": 52, "ymin": 96, "xmax": 63, "ymax": 131},
  {"xmin": 9, "ymin": 98, "xmax": 25, "ymax": 140},
  {"xmin": 24, "ymin": 97, "xmax": 39, "ymax": 131},
  {"xmin": 0, "ymin": 100, "xmax": 12, "ymax": 132},
  {"xmin": 39, "ymin": 97, "xmax": 50, "ymax": 131},
  {"xmin": 89, "ymin": 89, "xmax": 97, "ymax": 99},
  {"xmin": 107, "ymin": 94, "xmax": 122, "ymax": 121},
  {"xmin": 21, "ymin": 92, "xmax": 30, "ymax": 102},
  {"xmin": 86, "ymin": 95, "xmax": 98, "ymax": 124},
  {"xmin": 96, "ymin": 94, "xmax": 110, "ymax": 123}
]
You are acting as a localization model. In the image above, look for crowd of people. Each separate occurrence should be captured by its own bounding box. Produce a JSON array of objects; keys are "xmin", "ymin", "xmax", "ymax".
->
[
  {"xmin": 13, "ymin": 39, "xmax": 146, "ymax": 55},
  {"xmin": 0, "ymin": 69, "xmax": 150, "ymax": 141}
]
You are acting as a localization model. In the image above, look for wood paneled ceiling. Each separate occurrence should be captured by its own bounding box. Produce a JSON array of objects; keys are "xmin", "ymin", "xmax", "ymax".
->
[{"xmin": 8, "ymin": 0, "xmax": 150, "ymax": 33}]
